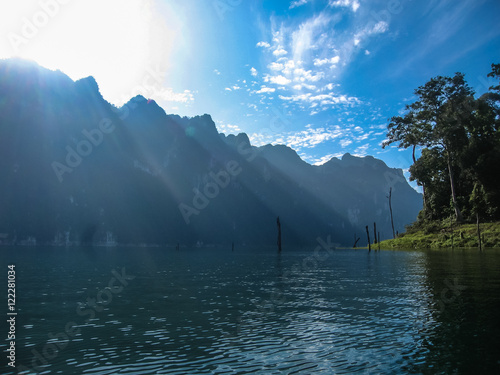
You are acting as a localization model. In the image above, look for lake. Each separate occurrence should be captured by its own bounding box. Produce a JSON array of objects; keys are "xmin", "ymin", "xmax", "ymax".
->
[{"xmin": 2, "ymin": 245, "xmax": 500, "ymax": 374}]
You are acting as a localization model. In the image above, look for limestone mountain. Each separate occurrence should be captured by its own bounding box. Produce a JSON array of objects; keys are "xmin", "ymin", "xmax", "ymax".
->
[{"xmin": 0, "ymin": 59, "xmax": 422, "ymax": 246}]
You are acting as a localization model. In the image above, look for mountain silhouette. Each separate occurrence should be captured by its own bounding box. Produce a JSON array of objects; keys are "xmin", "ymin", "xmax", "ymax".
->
[{"xmin": 0, "ymin": 59, "xmax": 422, "ymax": 247}]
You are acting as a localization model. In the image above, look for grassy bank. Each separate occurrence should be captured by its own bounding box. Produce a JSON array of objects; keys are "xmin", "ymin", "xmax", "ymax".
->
[{"xmin": 378, "ymin": 221, "xmax": 500, "ymax": 249}]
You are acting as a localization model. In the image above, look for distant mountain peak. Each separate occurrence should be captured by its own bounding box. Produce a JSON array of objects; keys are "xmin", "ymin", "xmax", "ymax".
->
[
  {"xmin": 76, "ymin": 75, "xmax": 98, "ymax": 88},
  {"xmin": 74, "ymin": 75, "xmax": 104, "ymax": 101},
  {"xmin": 339, "ymin": 152, "xmax": 388, "ymax": 169}
]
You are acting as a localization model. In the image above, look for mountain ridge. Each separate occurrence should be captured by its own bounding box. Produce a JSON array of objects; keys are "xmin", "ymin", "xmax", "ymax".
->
[{"xmin": 0, "ymin": 59, "xmax": 422, "ymax": 246}]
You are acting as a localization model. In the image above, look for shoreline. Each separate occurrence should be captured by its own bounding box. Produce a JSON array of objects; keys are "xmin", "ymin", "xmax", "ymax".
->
[{"xmin": 376, "ymin": 221, "xmax": 500, "ymax": 249}]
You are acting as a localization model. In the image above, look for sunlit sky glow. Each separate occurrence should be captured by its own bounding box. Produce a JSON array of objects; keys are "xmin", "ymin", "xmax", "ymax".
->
[{"xmin": 1, "ymin": 0, "xmax": 499, "ymax": 188}]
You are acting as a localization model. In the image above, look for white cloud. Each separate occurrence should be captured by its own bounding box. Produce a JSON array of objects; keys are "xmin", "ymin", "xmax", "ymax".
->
[
  {"xmin": 216, "ymin": 122, "xmax": 242, "ymax": 134},
  {"xmin": 279, "ymin": 92, "xmax": 360, "ymax": 109},
  {"xmin": 353, "ymin": 143, "xmax": 370, "ymax": 156},
  {"xmin": 372, "ymin": 21, "xmax": 389, "ymax": 34},
  {"xmin": 250, "ymin": 67, "xmax": 258, "ymax": 77},
  {"xmin": 289, "ymin": 0, "xmax": 309, "ymax": 9},
  {"xmin": 268, "ymin": 62, "xmax": 284, "ymax": 71},
  {"xmin": 213, "ymin": 69, "xmax": 221, "ymax": 75},
  {"xmin": 249, "ymin": 132, "xmax": 277, "ymax": 146},
  {"xmin": 254, "ymin": 1, "xmax": 395, "ymax": 112},
  {"xmin": 251, "ymin": 4, "xmax": 394, "ymax": 129},
  {"xmin": 293, "ymin": 67, "xmax": 324, "ymax": 82},
  {"xmin": 266, "ymin": 75, "xmax": 292, "ymax": 85},
  {"xmin": 225, "ymin": 85, "xmax": 241, "ymax": 91},
  {"xmin": 291, "ymin": 12, "xmax": 334, "ymax": 63},
  {"xmin": 286, "ymin": 124, "xmax": 363, "ymax": 151},
  {"xmin": 313, "ymin": 56, "xmax": 340, "ymax": 66},
  {"xmin": 312, "ymin": 153, "xmax": 343, "ymax": 165},
  {"xmin": 154, "ymin": 87, "xmax": 194, "ymax": 103},
  {"xmin": 249, "ymin": 123, "xmax": 353, "ymax": 151},
  {"xmin": 257, "ymin": 41, "xmax": 271, "ymax": 48},
  {"xmin": 340, "ymin": 139, "xmax": 353, "ymax": 147},
  {"xmin": 293, "ymin": 83, "xmax": 317, "ymax": 91},
  {"xmin": 273, "ymin": 47, "xmax": 288, "ymax": 56},
  {"xmin": 285, "ymin": 126, "xmax": 344, "ymax": 149},
  {"xmin": 354, "ymin": 21, "xmax": 389, "ymax": 47},
  {"xmin": 355, "ymin": 131, "xmax": 371, "ymax": 141},
  {"xmin": 321, "ymin": 83, "xmax": 338, "ymax": 91},
  {"xmin": 329, "ymin": 0, "xmax": 360, "ymax": 12},
  {"xmin": 282, "ymin": 60, "xmax": 296, "ymax": 75},
  {"xmin": 256, "ymin": 86, "xmax": 276, "ymax": 94}
]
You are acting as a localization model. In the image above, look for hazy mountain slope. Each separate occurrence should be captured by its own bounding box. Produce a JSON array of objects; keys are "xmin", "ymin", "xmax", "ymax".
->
[{"xmin": 0, "ymin": 59, "xmax": 422, "ymax": 246}]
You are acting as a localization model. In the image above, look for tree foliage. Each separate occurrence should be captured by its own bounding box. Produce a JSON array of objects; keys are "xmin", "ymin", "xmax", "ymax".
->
[{"xmin": 384, "ymin": 65, "xmax": 500, "ymax": 224}]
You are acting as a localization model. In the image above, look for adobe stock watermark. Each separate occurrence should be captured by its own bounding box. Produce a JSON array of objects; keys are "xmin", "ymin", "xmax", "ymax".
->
[
  {"xmin": 51, "ymin": 117, "xmax": 115, "ymax": 183},
  {"xmin": 178, "ymin": 104, "xmax": 292, "ymax": 224},
  {"xmin": 178, "ymin": 160, "xmax": 242, "ymax": 224},
  {"xmin": 16, "ymin": 268, "xmax": 135, "ymax": 375},
  {"xmin": 256, "ymin": 106, "xmax": 291, "ymax": 143},
  {"xmin": 111, "ymin": 64, "xmax": 167, "ymax": 120},
  {"xmin": 8, "ymin": 0, "xmax": 73, "ymax": 54},
  {"xmin": 383, "ymin": 167, "xmax": 408, "ymax": 193},
  {"xmin": 212, "ymin": 0, "xmax": 242, "ymax": 21},
  {"xmin": 222, "ymin": 235, "xmax": 337, "ymax": 341},
  {"xmin": 437, "ymin": 278, "xmax": 467, "ymax": 313},
  {"xmin": 51, "ymin": 63, "xmax": 168, "ymax": 183},
  {"xmin": 366, "ymin": 0, "xmax": 405, "ymax": 30}
]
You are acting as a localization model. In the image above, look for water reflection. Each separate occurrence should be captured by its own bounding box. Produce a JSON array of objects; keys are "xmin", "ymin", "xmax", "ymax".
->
[{"xmin": 414, "ymin": 249, "xmax": 500, "ymax": 373}]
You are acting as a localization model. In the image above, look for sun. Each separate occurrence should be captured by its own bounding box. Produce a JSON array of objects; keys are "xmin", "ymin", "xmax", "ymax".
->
[{"xmin": 0, "ymin": 0, "xmax": 175, "ymax": 106}]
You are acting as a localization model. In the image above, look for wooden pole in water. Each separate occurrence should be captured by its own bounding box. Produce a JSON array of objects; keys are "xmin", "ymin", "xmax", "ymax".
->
[
  {"xmin": 388, "ymin": 187, "xmax": 395, "ymax": 239},
  {"xmin": 365, "ymin": 225, "xmax": 371, "ymax": 252},
  {"xmin": 277, "ymin": 216, "xmax": 282, "ymax": 252},
  {"xmin": 353, "ymin": 233, "xmax": 360, "ymax": 248},
  {"xmin": 373, "ymin": 222, "xmax": 377, "ymax": 244},
  {"xmin": 477, "ymin": 213, "xmax": 482, "ymax": 251}
]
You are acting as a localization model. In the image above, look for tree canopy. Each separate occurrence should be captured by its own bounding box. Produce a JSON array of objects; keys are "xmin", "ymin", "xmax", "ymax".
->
[{"xmin": 384, "ymin": 64, "xmax": 500, "ymax": 224}]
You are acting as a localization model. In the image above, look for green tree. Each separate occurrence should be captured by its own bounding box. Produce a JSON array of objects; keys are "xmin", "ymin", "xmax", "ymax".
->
[
  {"xmin": 384, "ymin": 73, "xmax": 474, "ymax": 222},
  {"xmin": 409, "ymin": 148, "xmax": 450, "ymax": 220},
  {"xmin": 487, "ymin": 63, "xmax": 500, "ymax": 92},
  {"xmin": 383, "ymin": 112, "xmax": 428, "ymax": 206}
]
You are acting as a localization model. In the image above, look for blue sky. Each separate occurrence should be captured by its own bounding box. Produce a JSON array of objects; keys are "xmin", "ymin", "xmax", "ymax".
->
[{"xmin": 1, "ymin": 0, "xmax": 499, "ymax": 186}]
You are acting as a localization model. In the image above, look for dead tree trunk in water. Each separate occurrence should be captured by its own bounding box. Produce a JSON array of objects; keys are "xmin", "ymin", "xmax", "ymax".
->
[
  {"xmin": 277, "ymin": 216, "xmax": 282, "ymax": 252},
  {"xmin": 373, "ymin": 222, "xmax": 377, "ymax": 244},
  {"xmin": 365, "ymin": 225, "xmax": 371, "ymax": 252},
  {"xmin": 388, "ymin": 188, "xmax": 396, "ymax": 239},
  {"xmin": 477, "ymin": 213, "xmax": 482, "ymax": 251},
  {"xmin": 353, "ymin": 233, "xmax": 360, "ymax": 248}
]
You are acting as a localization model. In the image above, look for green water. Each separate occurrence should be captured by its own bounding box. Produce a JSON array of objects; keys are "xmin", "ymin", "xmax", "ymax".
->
[{"xmin": 1, "ymin": 246, "xmax": 500, "ymax": 374}]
